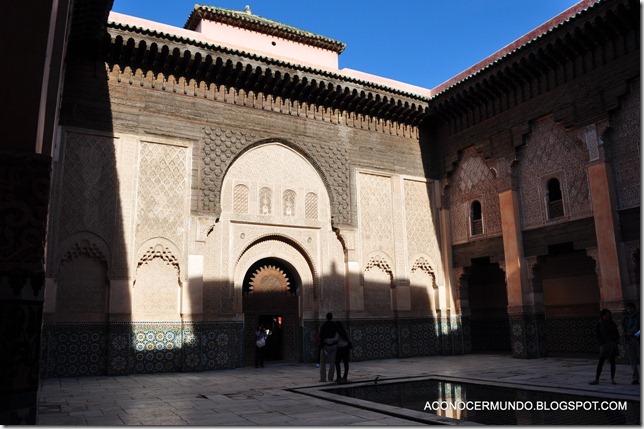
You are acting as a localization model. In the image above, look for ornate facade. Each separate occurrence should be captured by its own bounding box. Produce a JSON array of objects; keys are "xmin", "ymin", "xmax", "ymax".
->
[
  {"xmin": 39, "ymin": 0, "xmax": 640, "ymax": 377},
  {"xmin": 1, "ymin": 0, "xmax": 639, "ymax": 422}
]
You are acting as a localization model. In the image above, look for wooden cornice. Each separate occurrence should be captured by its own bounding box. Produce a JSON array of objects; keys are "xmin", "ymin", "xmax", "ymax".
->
[
  {"xmin": 104, "ymin": 24, "xmax": 428, "ymax": 127},
  {"xmin": 427, "ymin": 0, "xmax": 639, "ymax": 127}
]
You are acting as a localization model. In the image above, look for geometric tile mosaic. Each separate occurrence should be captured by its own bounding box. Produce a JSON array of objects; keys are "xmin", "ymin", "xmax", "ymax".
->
[
  {"xmin": 41, "ymin": 321, "xmax": 243, "ymax": 377},
  {"xmin": 303, "ymin": 317, "xmax": 463, "ymax": 364},
  {"xmin": 545, "ymin": 316, "xmax": 598, "ymax": 356},
  {"xmin": 42, "ymin": 315, "xmax": 613, "ymax": 377},
  {"xmin": 41, "ymin": 323, "xmax": 108, "ymax": 378}
]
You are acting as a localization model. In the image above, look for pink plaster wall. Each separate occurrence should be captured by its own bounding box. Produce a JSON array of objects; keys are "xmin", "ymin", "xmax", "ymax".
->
[{"xmin": 197, "ymin": 19, "xmax": 339, "ymax": 69}]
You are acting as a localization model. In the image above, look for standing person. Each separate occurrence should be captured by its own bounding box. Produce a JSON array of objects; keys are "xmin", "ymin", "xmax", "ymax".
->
[
  {"xmin": 318, "ymin": 312, "xmax": 339, "ymax": 382},
  {"xmin": 622, "ymin": 302, "xmax": 640, "ymax": 385},
  {"xmin": 335, "ymin": 320, "xmax": 351, "ymax": 383},
  {"xmin": 589, "ymin": 309, "xmax": 620, "ymax": 385},
  {"xmin": 255, "ymin": 324, "xmax": 269, "ymax": 368},
  {"xmin": 315, "ymin": 331, "xmax": 321, "ymax": 368}
]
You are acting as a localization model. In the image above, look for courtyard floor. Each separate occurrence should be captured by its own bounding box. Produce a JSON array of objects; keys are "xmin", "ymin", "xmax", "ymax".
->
[{"xmin": 37, "ymin": 353, "xmax": 640, "ymax": 425}]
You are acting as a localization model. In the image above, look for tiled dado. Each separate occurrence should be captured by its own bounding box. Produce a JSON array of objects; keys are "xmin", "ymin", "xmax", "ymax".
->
[
  {"xmin": 509, "ymin": 314, "xmax": 548, "ymax": 358},
  {"xmin": 302, "ymin": 317, "xmax": 465, "ymax": 363},
  {"xmin": 544, "ymin": 316, "xmax": 630, "ymax": 363},
  {"xmin": 469, "ymin": 316, "xmax": 511, "ymax": 353},
  {"xmin": 39, "ymin": 315, "xmax": 523, "ymax": 377},
  {"xmin": 41, "ymin": 322, "xmax": 243, "ymax": 378}
]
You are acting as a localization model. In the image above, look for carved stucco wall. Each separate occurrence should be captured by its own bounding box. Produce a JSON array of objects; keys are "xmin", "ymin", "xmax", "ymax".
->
[
  {"xmin": 448, "ymin": 148, "xmax": 501, "ymax": 244},
  {"xmin": 518, "ymin": 117, "xmax": 592, "ymax": 229},
  {"xmin": 220, "ymin": 142, "xmax": 330, "ymax": 222},
  {"xmin": 404, "ymin": 179, "xmax": 444, "ymax": 282},
  {"xmin": 48, "ymin": 131, "xmax": 118, "ymax": 321},
  {"xmin": 609, "ymin": 83, "xmax": 640, "ymax": 211},
  {"xmin": 135, "ymin": 142, "xmax": 189, "ymax": 253},
  {"xmin": 56, "ymin": 240, "xmax": 109, "ymax": 317},
  {"xmin": 199, "ymin": 127, "xmax": 350, "ymax": 224},
  {"xmin": 358, "ymin": 172, "xmax": 444, "ymax": 314},
  {"xmin": 49, "ymin": 130, "xmax": 191, "ymax": 322},
  {"xmin": 410, "ymin": 258, "xmax": 438, "ymax": 313},
  {"xmin": 132, "ymin": 243, "xmax": 182, "ymax": 321},
  {"xmin": 55, "ymin": 132, "xmax": 117, "ymax": 263},
  {"xmin": 213, "ymin": 142, "xmax": 344, "ymax": 316},
  {"xmin": 132, "ymin": 141, "xmax": 190, "ymax": 320},
  {"xmin": 359, "ymin": 173, "xmax": 395, "ymax": 265}
]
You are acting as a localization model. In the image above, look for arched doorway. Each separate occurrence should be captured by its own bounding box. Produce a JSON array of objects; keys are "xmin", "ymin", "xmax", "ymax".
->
[
  {"xmin": 466, "ymin": 257, "xmax": 510, "ymax": 353},
  {"xmin": 242, "ymin": 257, "xmax": 301, "ymax": 366}
]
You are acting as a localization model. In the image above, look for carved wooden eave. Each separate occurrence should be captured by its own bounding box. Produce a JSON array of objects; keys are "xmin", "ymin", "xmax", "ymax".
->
[
  {"xmin": 426, "ymin": 0, "xmax": 639, "ymax": 130},
  {"xmin": 103, "ymin": 21, "xmax": 428, "ymax": 130}
]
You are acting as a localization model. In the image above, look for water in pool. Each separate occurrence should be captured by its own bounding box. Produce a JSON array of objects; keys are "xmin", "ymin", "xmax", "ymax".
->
[{"xmin": 328, "ymin": 378, "xmax": 640, "ymax": 425}]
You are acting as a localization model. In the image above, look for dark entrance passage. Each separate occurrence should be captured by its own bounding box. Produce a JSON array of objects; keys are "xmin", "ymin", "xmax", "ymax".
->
[
  {"xmin": 258, "ymin": 314, "xmax": 284, "ymax": 361},
  {"xmin": 243, "ymin": 257, "xmax": 300, "ymax": 366},
  {"xmin": 466, "ymin": 258, "xmax": 510, "ymax": 353}
]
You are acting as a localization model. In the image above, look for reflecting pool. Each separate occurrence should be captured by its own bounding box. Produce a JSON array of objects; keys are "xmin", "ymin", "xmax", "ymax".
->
[{"xmin": 327, "ymin": 378, "xmax": 640, "ymax": 425}]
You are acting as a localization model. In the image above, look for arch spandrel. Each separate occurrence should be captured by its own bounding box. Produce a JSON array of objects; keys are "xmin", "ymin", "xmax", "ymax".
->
[{"xmin": 221, "ymin": 142, "xmax": 331, "ymax": 221}]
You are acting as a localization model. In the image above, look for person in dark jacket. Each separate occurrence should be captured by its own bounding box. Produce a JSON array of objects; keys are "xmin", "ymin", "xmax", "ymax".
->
[
  {"xmin": 318, "ymin": 312, "xmax": 339, "ymax": 382},
  {"xmin": 335, "ymin": 321, "xmax": 351, "ymax": 383},
  {"xmin": 589, "ymin": 309, "xmax": 620, "ymax": 385},
  {"xmin": 622, "ymin": 302, "xmax": 640, "ymax": 385}
]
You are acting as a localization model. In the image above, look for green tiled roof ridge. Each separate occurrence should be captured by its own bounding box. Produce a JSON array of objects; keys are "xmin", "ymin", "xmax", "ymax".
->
[{"xmin": 185, "ymin": 4, "xmax": 346, "ymax": 54}]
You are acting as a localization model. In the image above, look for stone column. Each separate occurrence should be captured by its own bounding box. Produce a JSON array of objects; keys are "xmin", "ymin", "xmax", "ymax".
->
[
  {"xmin": 1, "ymin": 153, "xmax": 52, "ymax": 423},
  {"xmin": 496, "ymin": 157, "xmax": 546, "ymax": 358},
  {"xmin": 585, "ymin": 123, "xmax": 633, "ymax": 311},
  {"xmin": 438, "ymin": 180, "xmax": 457, "ymax": 314},
  {"xmin": 341, "ymin": 229, "xmax": 364, "ymax": 313}
]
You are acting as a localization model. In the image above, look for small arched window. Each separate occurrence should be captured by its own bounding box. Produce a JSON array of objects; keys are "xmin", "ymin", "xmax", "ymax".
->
[
  {"xmin": 547, "ymin": 178, "xmax": 564, "ymax": 219},
  {"xmin": 305, "ymin": 192, "xmax": 318, "ymax": 220},
  {"xmin": 233, "ymin": 184, "xmax": 249, "ymax": 214},
  {"xmin": 259, "ymin": 187, "xmax": 272, "ymax": 215},
  {"xmin": 283, "ymin": 190, "xmax": 296, "ymax": 217},
  {"xmin": 470, "ymin": 200, "xmax": 483, "ymax": 236}
]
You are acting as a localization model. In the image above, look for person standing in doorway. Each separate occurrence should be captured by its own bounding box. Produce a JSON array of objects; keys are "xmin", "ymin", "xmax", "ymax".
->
[
  {"xmin": 335, "ymin": 320, "xmax": 351, "ymax": 383},
  {"xmin": 255, "ymin": 324, "xmax": 269, "ymax": 368},
  {"xmin": 589, "ymin": 309, "xmax": 620, "ymax": 385},
  {"xmin": 622, "ymin": 302, "xmax": 640, "ymax": 385},
  {"xmin": 318, "ymin": 312, "xmax": 339, "ymax": 382}
]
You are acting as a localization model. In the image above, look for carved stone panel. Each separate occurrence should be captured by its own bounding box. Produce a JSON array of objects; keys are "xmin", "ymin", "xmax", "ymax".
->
[
  {"xmin": 358, "ymin": 173, "xmax": 395, "ymax": 263},
  {"xmin": 136, "ymin": 142, "xmax": 188, "ymax": 252},
  {"xmin": 56, "ymin": 241, "xmax": 108, "ymax": 316},
  {"xmin": 404, "ymin": 179, "xmax": 444, "ymax": 281},
  {"xmin": 132, "ymin": 245, "xmax": 181, "ymax": 321},
  {"xmin": 364, "ymin": 255, "xmax": 393, "ymax": 312},
  {"xmin": 519, "ymin": 117, "xmax": 591, "ymax": 228},
  {"xmin": 200, "ymin": 128, "xmax": 350, "ymax": 224},
  {"xmin": 58, "ymin": 132, "xmax": 117, "ymax": 246},
  {"xmin": 448, "ymin": 148, "xmax": 501, "ymax": 244}
]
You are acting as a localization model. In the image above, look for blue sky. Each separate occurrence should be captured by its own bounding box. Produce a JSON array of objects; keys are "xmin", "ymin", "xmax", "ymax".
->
[{"xmin": 111, "ymin": 0, "xmax": 582, "ymax": 90}]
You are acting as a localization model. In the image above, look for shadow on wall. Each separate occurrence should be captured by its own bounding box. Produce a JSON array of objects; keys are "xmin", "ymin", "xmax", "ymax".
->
[
  {"xmin": 42, "ymin": 255, "xmax": 469, "ymax": 377},
  {"xmin": 40, "ymin": 26, "xmax": 128, "ymax": 377}
]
